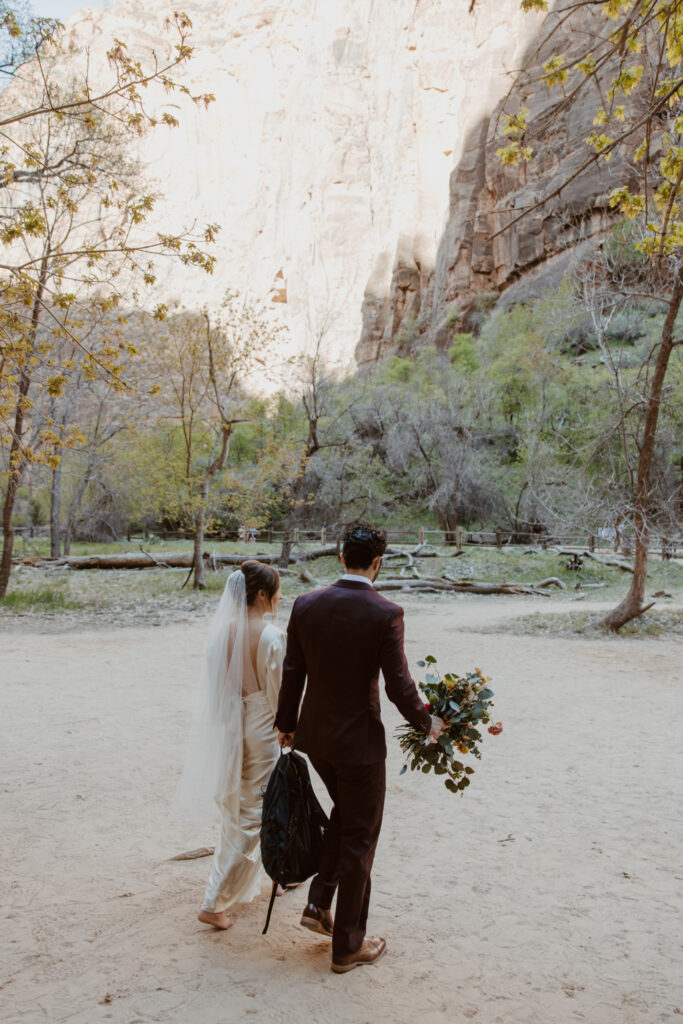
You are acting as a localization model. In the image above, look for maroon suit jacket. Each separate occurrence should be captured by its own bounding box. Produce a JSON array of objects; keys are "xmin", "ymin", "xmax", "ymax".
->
[{"xmin": 275, "ymin": 579, "xmax": 432, "ymax": 765}]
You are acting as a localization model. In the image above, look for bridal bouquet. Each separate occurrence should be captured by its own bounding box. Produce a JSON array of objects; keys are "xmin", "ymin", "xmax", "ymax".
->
[{"xmin": 397, "ymin": 657, "xmax": 502, "ymax": 795}]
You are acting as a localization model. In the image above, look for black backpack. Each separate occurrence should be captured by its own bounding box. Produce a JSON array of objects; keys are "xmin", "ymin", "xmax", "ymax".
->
[{"xmin": 260, "ymin": 751, "xmax": 329, "ymax": 934}]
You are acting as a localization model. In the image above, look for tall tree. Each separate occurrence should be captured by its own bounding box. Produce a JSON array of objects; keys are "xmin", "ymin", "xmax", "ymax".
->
[
  {"xmin": 0, "ymin": 8, "xmax": 216, "ymax": 597},
  {"xmin": 492, "ymin": 0, "xmax": 683, "ymax": 628},
  {"xmin": 143, "ymin": 297, "xmax": 280, "ymax": 588}
]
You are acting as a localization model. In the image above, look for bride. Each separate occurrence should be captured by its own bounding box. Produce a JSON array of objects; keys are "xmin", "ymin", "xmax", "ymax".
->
[{"xmin": 175, "ymin": 559, "xmax": 285, "ymax": 930}]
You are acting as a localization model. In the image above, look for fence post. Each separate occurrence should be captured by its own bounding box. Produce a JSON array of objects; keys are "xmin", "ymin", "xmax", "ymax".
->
[
  {"xmin": 293, "ymin": 528, "xmax": 300, "ymax": 543},
  {"xmin": 456, "ymin": 526, "xmax": 463, "ymax": 552},
  {"xmin": 419, "ymin": 526, "xmax": 425, "ymax": 545},
  {"xmin": 321, "ymin": 526, "xmax": 326, "ymax": 545},
  {"xmin": 589, "ymin": 534, "xmax": 595, "ymax": 552}
]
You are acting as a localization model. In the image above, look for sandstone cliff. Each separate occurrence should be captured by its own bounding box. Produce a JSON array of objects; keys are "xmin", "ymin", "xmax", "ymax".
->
[
  {"xmin": 357, "ymin": 6, "xmax": 636, "ymax": 363},
  {"xmin": 50, "ymin": 0, "xmax": 545, "ymax": 372}
]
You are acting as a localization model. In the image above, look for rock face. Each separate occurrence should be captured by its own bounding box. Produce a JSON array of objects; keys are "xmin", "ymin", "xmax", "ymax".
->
[
  {"xmin": 55, "ymin": 0, "xmax": 545, "ymax": 371},
  {"xmin": 360, "ymin": 7, "xmax": 636, "ymax": 362}
]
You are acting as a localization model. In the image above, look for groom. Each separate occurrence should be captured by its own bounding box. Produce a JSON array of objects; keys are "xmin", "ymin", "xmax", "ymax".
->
[{"xmin": 275, "ymin": 521, "xmax": 444, "ymax": 973}]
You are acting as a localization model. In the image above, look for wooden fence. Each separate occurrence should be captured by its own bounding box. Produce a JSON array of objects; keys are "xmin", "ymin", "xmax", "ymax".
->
[{"xmin": 10, "ymin": 523, "xmax": 681, "ymax": 558}]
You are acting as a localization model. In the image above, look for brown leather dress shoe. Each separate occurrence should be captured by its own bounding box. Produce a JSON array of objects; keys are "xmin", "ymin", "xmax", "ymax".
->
[
  {"xmin": 300, "ymin": 903, "xmax": 333, "ymax": 937},
  {"xmin": 331, "ymin": 935, "xmax": 386, "ymax": 973}
]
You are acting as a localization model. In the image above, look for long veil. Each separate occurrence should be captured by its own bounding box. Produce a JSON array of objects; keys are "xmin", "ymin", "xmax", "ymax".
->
[{"xmin": 172, "ymin": 570, "xmax": 248, "ymax": 825}]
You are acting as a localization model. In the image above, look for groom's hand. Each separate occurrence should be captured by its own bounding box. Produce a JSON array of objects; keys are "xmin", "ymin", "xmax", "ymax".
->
[
  {"xmin": 278, "ymin": 731, "xmax": 295, "ymax": 749},
  {"xmin": 428, "ymin": 716, "xmax": 445, "ymax": 742}
]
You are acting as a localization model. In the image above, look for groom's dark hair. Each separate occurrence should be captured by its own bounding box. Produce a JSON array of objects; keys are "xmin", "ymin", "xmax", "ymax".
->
[{"xmin": 342, "ymin": 520, "xmax": 387, "ymax": 570}]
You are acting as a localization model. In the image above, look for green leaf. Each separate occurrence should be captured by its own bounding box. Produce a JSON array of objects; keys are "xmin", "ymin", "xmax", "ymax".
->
[
  {"xmin": 425, "ymin": 655, "xmax": 437, "ymax": 664},
  {"xmin": 479, "ymin": 688, "xmax": 494, "ymax": 700},
  {"xmin": 438, "ymin": 736, "xmax": 454, "ymax": 756},
  {"xmin": 416, "ymin": 660, "xmax": 426, "ymax": 667},
  {"xmin": 421, "ymin": 763, "xmax": 432, "ymax": 774},
  {"xmin": 465, "ymin": 766, "xmax": 474, "ymax": 775},
  {"xmin": 399, "ymin": 764, "xmax": 407, "ymax": 775},
  {"xmin": 445, "ymin": 779, "xmax": 458, "ymax": 793},
  {"xmin": 451, "ymin": 760, "xmax": 464, "ymax": 772}
]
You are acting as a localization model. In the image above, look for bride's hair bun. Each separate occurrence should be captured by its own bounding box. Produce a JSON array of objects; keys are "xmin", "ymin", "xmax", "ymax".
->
[{"xmin": 240, "ymin": 559, "xmax": 280, "ymax": 606}]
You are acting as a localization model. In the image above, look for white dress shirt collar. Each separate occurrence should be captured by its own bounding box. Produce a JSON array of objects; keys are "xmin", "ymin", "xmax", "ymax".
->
[{"xmin": 341, "ymin": 573, "xmax": 373, "ymax": 586}]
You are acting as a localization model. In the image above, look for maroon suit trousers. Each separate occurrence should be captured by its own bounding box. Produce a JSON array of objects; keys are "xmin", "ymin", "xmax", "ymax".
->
[{"xmin": 307, "ymin": 757, "xmax": 386, "ymax": 958}]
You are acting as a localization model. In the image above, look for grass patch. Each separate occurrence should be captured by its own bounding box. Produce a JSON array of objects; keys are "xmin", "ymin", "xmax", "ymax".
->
[
  {"xmin": 488, "ymin": 608, "xmax": 683, "ymax": 639},
  {"xmin": 0, "ymin": 586, "xmax": 83, "ymax": 611},
  {"xmin": 1, "ymin": 542, "xmax": 680, "ymax": 630}
]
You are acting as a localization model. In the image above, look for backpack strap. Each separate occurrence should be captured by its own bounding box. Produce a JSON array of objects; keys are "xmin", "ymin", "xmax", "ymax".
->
[{"xmin": 262, "ymin": 879, "xmax": 278, "ymax": 935}]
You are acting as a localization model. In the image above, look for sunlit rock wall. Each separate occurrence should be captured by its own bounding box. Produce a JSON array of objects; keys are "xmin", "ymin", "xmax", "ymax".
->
[{"xmin": 54, "ymin": 0, "xmax": 544, "ymax": 373}]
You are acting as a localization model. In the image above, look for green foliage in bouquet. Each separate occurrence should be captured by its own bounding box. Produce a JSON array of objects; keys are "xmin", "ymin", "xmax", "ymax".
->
[{"xmin": 397, "ymin": 657, "xmax": 502, "ymax": 795}]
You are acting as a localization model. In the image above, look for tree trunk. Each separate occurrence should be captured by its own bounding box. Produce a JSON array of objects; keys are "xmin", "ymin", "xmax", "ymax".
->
[
  {"xmin": 50, "ymin": 462, "xmax": 62, "ymax": 558},
  {"xmin": 193, "ymin": 508, "xmax": 206, "ymax": 589},
  {"xmin": 435, "ymin": 506, "xmax": 458, "ymax": 545},
  {"xmin": 600, "ymin": 272, "xmax": 683, "ymax": 631},
  {"xmin": 0, "ymin": 453, "xmax": 22, "ymax": 599},
  {"xmin": 63, "ymin": 520, "xmax": 73, "ymax": 556},
  {"xmin": 279, "ymin": 473, "xmax": 306, "ymax": 568},
  {"xmin": 64, "ymin": 454, "xmax": 96, "ymax": 556},
  {"xmin": 0, "ymin": 263, "xmax": 47, "ymax": 599},
  {"xmin": 278, "ymin": 533, "xmax": 293, "ymax": 569},
  {"xmin": 0, "ymin": 370, "xmax": 30, "ymax": 598}
]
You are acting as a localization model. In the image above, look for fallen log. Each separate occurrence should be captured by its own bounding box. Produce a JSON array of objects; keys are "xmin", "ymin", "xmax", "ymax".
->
[
  {"xmin": 375, "ymin": 581, "xmax": 447, "ymax": 594},
  {"xmin": 377, "ymin": 574, "xmax": 551, "ymax": 597},
  {"xmin": 551, "ymin": 548, "xmax": 635, "ymax": 573},
  {"xmin": 446, "ymin": 580, "xmax": 550, "ymax": 597},
  {"xmin": 35, "ymin": 552, "xmax": 197, "ymax": 570},
  {"xmin": 383, "ymin": 576, "xmax": 453, "ymax": 590},
  {"xmin": 582, "ymin": 551, "xmax": 635, "ymax": 573},
  {"xmin": 409, "ymin": 543, "xmax": 440, "ymax": 558},
  {"xmin": 26, "ymin": 549, "xmax": 326, "ymax": 571},
  {"xmin": 139, "ymin": 545, "xmax": 173, "ymax": 569},
  {"xmin": 298, "ymin": 567, "xmax": 320, "ymax": 586},
  {"xmin": 382, "ymin": 550, "xmax": 419, "ymax": 576},
  {"xmin": 534, "ymin": 577, "xmax": 567, "ymax": 590},
  {"xmin": 294, "ymin": 546, "xmax": 340, "ymax": 562}
]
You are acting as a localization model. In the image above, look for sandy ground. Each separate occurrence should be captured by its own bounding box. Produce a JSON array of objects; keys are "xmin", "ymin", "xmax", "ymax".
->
[{"xmin": 1, "ymin": 596, "xmax": 682, "ymax": 1024}]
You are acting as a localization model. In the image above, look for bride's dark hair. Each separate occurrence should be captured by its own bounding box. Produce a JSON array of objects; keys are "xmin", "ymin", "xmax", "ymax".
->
[{"xmin": 240, "ymin": 560, "xmax": 280, "ymax": 606}]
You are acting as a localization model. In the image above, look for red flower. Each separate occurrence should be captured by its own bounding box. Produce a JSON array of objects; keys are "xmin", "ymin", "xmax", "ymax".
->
[
  {"xmin": 488, "ymin": 722, "xmax": 503, "ymax": 735},
  {"xmin": 424, "ymin": 702, "xmax": 431, "ymax": 712}
]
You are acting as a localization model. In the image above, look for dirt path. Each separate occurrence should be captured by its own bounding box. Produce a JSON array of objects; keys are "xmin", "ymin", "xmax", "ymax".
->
[{"xmin": 1, "ymin": 598, "xmax": 681, "ymax": 1024}]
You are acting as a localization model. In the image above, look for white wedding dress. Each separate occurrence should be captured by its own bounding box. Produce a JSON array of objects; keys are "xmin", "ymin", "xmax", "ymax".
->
[
  {"xmin": 174, "ymin": 572, "xmax": 285, "ymax": 913},
  {"xmin": 202, "ymin": 622, "xmax": 284, "ymax": 912}
]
